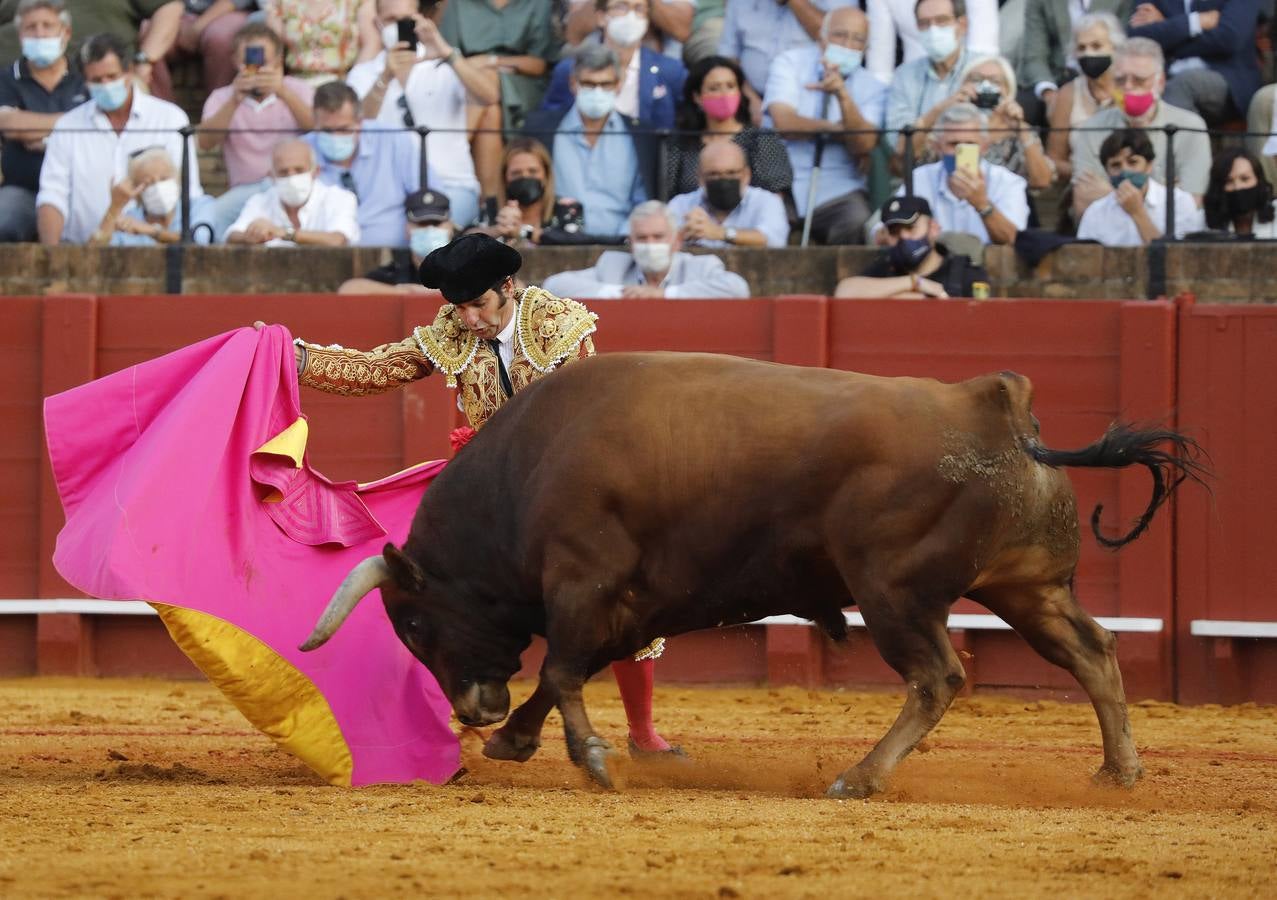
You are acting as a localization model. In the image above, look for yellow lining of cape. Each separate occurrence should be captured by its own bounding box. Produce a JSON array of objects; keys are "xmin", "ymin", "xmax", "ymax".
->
[
  {"xmin": 254, "ymin": 417, "xmax": 309, "ymax": 503},
  {"xmin": 151, "ymin": 602, "xmax": 354, "ymax": 787}
]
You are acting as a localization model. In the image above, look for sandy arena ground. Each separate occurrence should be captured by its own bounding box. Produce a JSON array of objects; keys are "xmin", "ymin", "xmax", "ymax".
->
[{"xmin": 0, "ymin": 677, "xmax": 1274, "ymax": 899}]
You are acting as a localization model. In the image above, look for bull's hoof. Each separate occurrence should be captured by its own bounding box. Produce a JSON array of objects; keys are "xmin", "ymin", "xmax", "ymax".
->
[
  {"xmin": 1092, "ymin": 762, "xmax": 1143, "ymax": 789},
  {"xmin": 825, "ymin": 771, "xmax": 885, "ymax": 800},
  {"xmin": 582, "ymin": 736, "xmax": 615, "ymax": 790},
  {"xmin": 482, "ymin": 726, "xmax": 541, "ymax": 763},
  {"xmin": 627, "ymin": 737, "xmax": 691, "ymax": 763}
]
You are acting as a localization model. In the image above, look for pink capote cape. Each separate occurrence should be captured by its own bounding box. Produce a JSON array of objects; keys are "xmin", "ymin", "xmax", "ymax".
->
[{"xmin": 44, "ymin": 325, "xmax": 460, "ymax": 787}]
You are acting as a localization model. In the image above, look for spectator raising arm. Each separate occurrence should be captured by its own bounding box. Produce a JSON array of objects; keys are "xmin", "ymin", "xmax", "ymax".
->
[
  {"xmin": 649, "ymin": 0, "xmax": 693, "ymax": 44},
  {"xmin": 135, "ymin": 1, "xmax": 185, "ymax": 85}
]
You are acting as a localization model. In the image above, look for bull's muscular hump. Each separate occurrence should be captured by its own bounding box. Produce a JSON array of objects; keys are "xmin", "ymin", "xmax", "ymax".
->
[{"xmin": 304, "ymin": 352, "xmax": 1205, "ymax": 798}]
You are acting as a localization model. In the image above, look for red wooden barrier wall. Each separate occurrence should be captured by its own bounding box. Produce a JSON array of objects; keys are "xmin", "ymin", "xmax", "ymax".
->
[
  {"xmin": 1175, "ymin": 300, "xmax": 1277, "ymax": 704},
  {"xmin": 2, "ymin": 293, "xmax": 1271, "ymax": 704}
]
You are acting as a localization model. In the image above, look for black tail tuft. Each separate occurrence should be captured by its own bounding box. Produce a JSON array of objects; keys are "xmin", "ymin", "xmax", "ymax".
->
[{"xmin": 1026, "ymin": 423, "xmax": 1212, "ymax": 549}]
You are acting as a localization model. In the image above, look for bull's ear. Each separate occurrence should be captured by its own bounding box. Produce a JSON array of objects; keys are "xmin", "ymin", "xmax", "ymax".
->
[{"xmin": 382, "ymin": 542, "xmax": 426, "ymax": 593}]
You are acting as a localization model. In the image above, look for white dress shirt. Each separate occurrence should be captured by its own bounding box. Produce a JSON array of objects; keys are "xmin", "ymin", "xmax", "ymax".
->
[
  {"xmin": 227, "ymin": 178, "xmax": 361, "ymax": 246},
  {"xmin": 1076, "ymin": 178, "xmax": 1206, "ymax": 245},
  {"xmin": 346, "ymin": 51, "xmax": 478, "ymax": 193},
  {"xmin": 493, "ymin": 303, "xmax": 516, "ymax": 371},
  {"xmin": 866, "ymin": 0, "xmax": 1000, "ymax": 85},
  {"xmin": 36, "ymin": 91, "xmax": 202, "ymax": 244},
  {"xmin": 896, "ymin": 159, "xmax": 1030, "ymax": 242}
]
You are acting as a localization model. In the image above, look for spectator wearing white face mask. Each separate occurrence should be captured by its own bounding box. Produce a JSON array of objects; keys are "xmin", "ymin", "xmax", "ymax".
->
[
  {"xmin": 542, "ymin": 199, "xmax": 749, "ymax": 298},
  {"xmin": 88, "ymin": 146, "xmax": 214, "ymax": 245},
  {"xmin": 226, "ymin": 138, "xmax": 359, "ymax": 247},
  {"xmin": 885, "ymin": 0, "xmax": 973, "ymax": 161},
  {"xmin": 542, "ymin": 0, "xmax": 687, "ymax": 131}
]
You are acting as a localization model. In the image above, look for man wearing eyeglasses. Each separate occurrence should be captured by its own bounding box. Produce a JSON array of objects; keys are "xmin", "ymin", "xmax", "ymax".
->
[
  {"xmin": 346, "ymin": 0, "xmax": 499, "ymax": 229},
  {"xmin": 1069, "ymin": 36, "xmax": 1211, "ymax": 217},
  {"xmin": 666, "ymin": 140, "xmax": 789, "ymax": 247},
  {"xmin": 542, "ymin": 0, "xmax": 687, "ymax": 131},
  {"xmin": 523, "ymin": 44, "xmax": 655, "ymax": 239},
  {"xmin": 305, "ymin": 80, "xmax": 438, "ymax": 248}
]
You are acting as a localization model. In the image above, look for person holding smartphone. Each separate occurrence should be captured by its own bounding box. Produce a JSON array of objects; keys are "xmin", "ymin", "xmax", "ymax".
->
[
  {"xmin": 346, "ymin": 0, "xmax": 500, "ymax": 228},
  {"xmin": 197, "ymin": 21, "xmax": 315, "ymax": 240},
  {"xmin": 877, "ymin": 102, "xmax": 1028, "ymax": 245}
]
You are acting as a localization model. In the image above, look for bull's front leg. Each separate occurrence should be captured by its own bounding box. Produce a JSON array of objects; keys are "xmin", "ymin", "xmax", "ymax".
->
[
  {"xmin": 543, "ymin": 658, "xmax": 616, "ymax": 790},
  {"xmin": 483, "ymin": 670, "xmax": 557, "ymax": 763}
]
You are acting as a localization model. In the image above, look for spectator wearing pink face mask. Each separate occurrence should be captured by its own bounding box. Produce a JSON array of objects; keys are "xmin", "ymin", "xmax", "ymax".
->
[
  {"xmin": 663, "ymin": 55, "xmax": 792, "ymax": 199},
  {"xmin": 1069, "ymin": 36, "xmax": 1211, "ymax": 217}
]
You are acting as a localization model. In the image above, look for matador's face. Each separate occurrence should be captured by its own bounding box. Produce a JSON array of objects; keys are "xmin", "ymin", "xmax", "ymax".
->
[{"xmin": 456, "ymin": 278, "xmax": 515, "ymax": 340}]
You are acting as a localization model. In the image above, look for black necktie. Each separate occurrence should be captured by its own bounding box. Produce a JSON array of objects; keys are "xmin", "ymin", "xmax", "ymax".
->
[{"xmin": 487, "ymin": 339, "xmax": 513, "ymax": 398}]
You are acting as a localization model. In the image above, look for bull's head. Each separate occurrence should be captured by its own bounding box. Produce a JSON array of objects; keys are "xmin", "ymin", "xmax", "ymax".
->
[{"xmin": 298, "ymin": 543, "xmax": 528, "ymax": 727}]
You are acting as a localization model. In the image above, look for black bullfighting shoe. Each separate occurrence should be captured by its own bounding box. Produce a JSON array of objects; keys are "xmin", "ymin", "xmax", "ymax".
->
[{"xmin": 627, "ymin": 737, "xmax": 691, "ymax": 762}]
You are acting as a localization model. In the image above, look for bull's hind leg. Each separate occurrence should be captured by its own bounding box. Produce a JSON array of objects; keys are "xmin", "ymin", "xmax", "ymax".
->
[
  {"xmin": 972, "ymin": 581, "xmax": 1142, "ymax": 788},
  {"xmin": 828, "ymin": 598, "xmax": 966, "ymax": 799}
]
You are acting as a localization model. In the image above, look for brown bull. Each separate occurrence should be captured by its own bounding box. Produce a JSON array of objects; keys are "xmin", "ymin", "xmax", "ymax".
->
[{"xmin": 301, "ymin": 352, "xmax": 1205, "ymax": 797}]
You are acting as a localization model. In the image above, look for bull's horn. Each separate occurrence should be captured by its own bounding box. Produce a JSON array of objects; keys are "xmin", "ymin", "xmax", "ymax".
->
[{"xmin": 298, "ymin": 555, "xmax": 391, "ymax": 651}]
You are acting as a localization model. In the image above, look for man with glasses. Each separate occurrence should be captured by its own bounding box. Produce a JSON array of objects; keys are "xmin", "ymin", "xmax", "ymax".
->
[
  {"xmin": 306, "ymin": 81, "xmax": 437, "ymax": 248},
  {"xmin": 666, "ymin": 140, "xmax": 789, "ymax": 247},
  {"xmin": 885, "ymin": 0, "xmax": 972, "ymax": 162},
  {"xmin": 542, "ymin": 0, "xmax": 687, "ymax": 131},
  {"xmin": 35, "ymin": 31, "xmax": 199, "ymax": 245},
  {"xmin": 523, "ymin": 44, "xmax": 655, "ymax": 239},
  {"xmin": 1069, "ymin": 36, "xmax": 1211, "ymax": 214},
  {"xmin": 765, "ymin": 6, "xmax": 885, "ymax": 244},
  {"xmin": 346, "ymin": 0, "xmax": 498, "ymax": 228}
]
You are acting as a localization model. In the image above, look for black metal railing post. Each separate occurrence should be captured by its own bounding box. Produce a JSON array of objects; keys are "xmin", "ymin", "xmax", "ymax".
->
[
  {"xmin": 902, "ymin": 123, "xmax": 915, "ymax": 196},
  {"xmin": 415, "ymin": 124, "xmax": 430, "ymax": 189},
  {"xmin": 179, "ymin": 124, "xmax": 193, "ymax": 245},
  {"xmin": 1164, "ymin": 123, "xmax": 1178, "ymax": 241}
]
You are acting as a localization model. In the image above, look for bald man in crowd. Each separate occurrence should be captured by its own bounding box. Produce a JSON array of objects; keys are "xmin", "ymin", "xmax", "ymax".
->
[
  {"xmin": 227, "ymin": 138, "xmax": 359, "ymax": 247},
  {"xmin": 666, "ymin": 141, "xmax": 790, "ymax": 248}
]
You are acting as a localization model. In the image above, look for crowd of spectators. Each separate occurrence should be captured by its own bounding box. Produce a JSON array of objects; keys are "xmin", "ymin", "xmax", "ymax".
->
[{"xmin": 2, "ymin": 0, "xmax": 1277, "ymax": 297}]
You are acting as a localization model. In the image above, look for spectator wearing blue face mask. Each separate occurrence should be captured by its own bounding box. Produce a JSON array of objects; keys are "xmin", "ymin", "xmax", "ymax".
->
[
  {"xmin": 305, "ymin": 80, "xmax": 439, "ymax": 248},
  {"xmin": 35, "ymin": 31, "xmax": 200, "ymax": 245},
  {"xmin": 339, "ymin": 189, "xmax": 457, "ymax": 294},
  {"xmin": 763, "ymin": 7, "xmax": 886, "ymax": 244},
  {"xmin": 0, "ymin": 0, "xmax": 87, "ymax": 243},
  {"xmin": 1076, "ymin": 127, "xmax": 1202, "ymax": 246},
  {"xmin": 522, "ymin": 44, "xmax": 656, "ymax": 240}
]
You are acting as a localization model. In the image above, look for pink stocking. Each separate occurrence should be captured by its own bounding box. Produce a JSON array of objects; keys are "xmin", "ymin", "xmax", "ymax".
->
[{"xmin": 610, "ymin": 657, "xmax": 670, "ymax": 752}]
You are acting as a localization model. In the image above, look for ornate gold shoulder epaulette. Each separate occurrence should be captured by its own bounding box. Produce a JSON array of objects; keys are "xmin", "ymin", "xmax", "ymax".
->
[
  {"xmin": 516, "ymin": 286, "xmax": 599, "ymax": 374},
  {"xmin": 413, "ymin": 305, "xmax": 478, "ymax": 388}
]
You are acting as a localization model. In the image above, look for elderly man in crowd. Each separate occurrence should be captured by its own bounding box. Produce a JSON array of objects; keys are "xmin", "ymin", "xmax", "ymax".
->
[
  {"xmin": 338, "ymin": 189, "xmax": 457, "ymax": 293},
  {"xmin": 543, "ymin": 200, "xmax": 749, "ymax": 298},
  {"xmin": 1070, "ymin": 36, "xmax": 1210, "ymax": 214},
  {"xmin": 667, "ymin": 141, "xmax": 789, "ymax": 248},
  {"xmin": 764, "ymin": 6, "xmax": 885, "ymax": 244},
  {"xmin": 717, "ymin": 0, "xmax": 856, "ymax": 119},
  {"xmin": 87, "ymin": 146, "xmax": 213, "ymax": 245},
  {"xmin": 35, "ymin": 31, "xmax": 199, "ymax": 245},
  {"xmin": 883, "ymin": 102, "xmax": 1028, "ymax": 245},
  {"xmin": 198, "ymin": 21, "xmax": 315, "ymax": 241},
  {"xmin": 0, "ymin": 0, "xmax": 86, "ymax": 242},
  {"xmin": 885, "ymin": 0, "xmax": 972, "ymax": 160},
  {"xmin": 346, "ymin": 0, "xmax": 497, "ymax": 227},
  {"xmin": 523, "ymin": 44, "xmax": 654, "ymax": 240},
  {"xmin": 306, "ymin": 81, "xmax": 430, "ymax": 248},
  {"xmin": 226, "ymin": 138, "xmax": 359, "ymax": 247}
]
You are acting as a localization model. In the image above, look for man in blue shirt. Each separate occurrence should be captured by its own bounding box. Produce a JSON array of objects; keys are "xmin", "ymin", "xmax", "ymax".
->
[
  {"xmin": 717, "ymin": 0, "xmax": 854, "ymax": 114},
  {"xmin": 667, "ymin": 140, "xmax": 789, "ymax": 247},
  {"xmin": 884, "ymin": 0, "xmax": 971, "ymax": 161},
  {"xmin": 764, "ymin": 6, "xmax": 886, "ymax": 244},
  {"xmin": 0, "ymin": 0, "xmax": 87, "ymax": 242},
  {"xmin": 523, "ymin": 44, "xmax": 654, "ymax": 240},
  {"xmin": 306, "ymin": 81, "xmax": 433, "ymax": 248}
]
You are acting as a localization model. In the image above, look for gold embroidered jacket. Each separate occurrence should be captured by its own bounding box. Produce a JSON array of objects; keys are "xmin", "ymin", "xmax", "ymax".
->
[{"xmin": 296, "ymin": 286, "xmax": 598, "ymax": 430}]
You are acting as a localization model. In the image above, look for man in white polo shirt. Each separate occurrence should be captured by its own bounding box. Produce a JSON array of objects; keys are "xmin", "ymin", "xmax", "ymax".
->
[
  {"xmin": 346, "ymin": 0, "xmax": 497, "ymax": 228},
  {"xmin": 36, "ymin": 31, "xmax": 200, "ymax": 245},
  {"xmin": 885, "ymin": 101, "xmax": 1028, "ymax": 245},
  {"xmin": 226, "ymin": 138, "xmax": 359, "ymax": 247}
]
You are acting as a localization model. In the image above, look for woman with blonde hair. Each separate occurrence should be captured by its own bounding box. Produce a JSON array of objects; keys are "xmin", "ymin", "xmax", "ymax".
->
[{"xmin": 467, "ymin": 137, "xmax": 587, "ymax": 245}]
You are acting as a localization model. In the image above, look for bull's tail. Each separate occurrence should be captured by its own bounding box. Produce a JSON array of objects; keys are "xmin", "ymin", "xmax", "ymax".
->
[{"xmin": 1025, "ymin": 423, "xmax": 1211, "ymax": 550}]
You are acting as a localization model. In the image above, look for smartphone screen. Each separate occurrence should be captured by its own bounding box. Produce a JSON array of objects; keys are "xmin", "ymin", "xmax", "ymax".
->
[
  {"xmin": 397, "ymin": 18, "xmax": 418, "ymax": 49},
  {"xmin": 955, "ymin": 143, "xmax": 980, "ymax": 176},
  {"xmin": 244, "ymin": 45, "xmax": 264, "ymax": 68}
]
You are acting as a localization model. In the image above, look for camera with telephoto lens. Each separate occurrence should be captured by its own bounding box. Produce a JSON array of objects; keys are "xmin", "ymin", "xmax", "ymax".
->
[{"xmin": 973, "ymin": 79, "xmax": 1001, "ymax": 110}]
